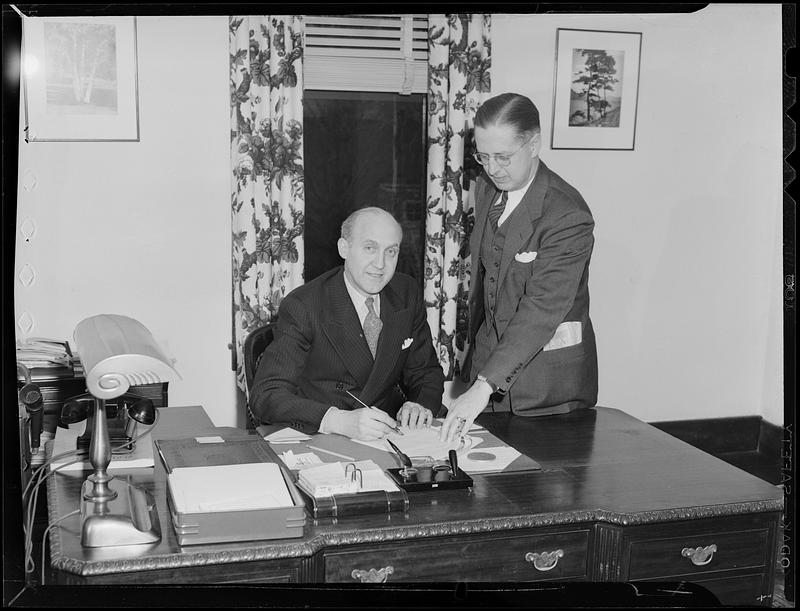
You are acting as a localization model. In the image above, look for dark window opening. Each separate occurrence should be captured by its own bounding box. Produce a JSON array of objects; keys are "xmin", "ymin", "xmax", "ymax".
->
[{"xmin": 303, "ymin": 90, "xmax": 427, "ymax": 284}]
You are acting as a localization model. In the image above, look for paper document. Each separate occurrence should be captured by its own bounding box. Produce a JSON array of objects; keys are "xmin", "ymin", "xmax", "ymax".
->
[
  {"xmin": 458, "ymin": 446, "xmax": 522, "ymax": 473},
  {"xmin": 168, "ymin": 463, "xmax": 294, "ymax": 512},
  {"xmin": 433, "ymin": 417, "xmax": 485, "ymax": 432},
  {"xmin": 49, "ymin": 422, "xmax": 155, "ymax": 472},
  {"xmin": 280, "ymin": 450, "xmax": 323, "ymax": 470},
  {"xmin": 352, "ymin": 425, "xmax": 481, "ymax": 460},
  {"xmin": 264, "ymin": 427, "xmax": 312, "ymax": 444}
]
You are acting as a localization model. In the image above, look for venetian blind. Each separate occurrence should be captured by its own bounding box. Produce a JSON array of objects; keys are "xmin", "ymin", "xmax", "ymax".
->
[{"xmin": 304, "ymin": 14, "xmax": 429, "ymax": 94}]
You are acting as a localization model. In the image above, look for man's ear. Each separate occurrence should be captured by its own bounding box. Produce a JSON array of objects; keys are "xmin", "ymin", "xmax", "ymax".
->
[
  {"xmin": 530, "ymin": 131, "xmax": 542, "ymax": 158},
  {"xmin": 337, "ymin": 237, "xmax": 349, "ymax": 260}
]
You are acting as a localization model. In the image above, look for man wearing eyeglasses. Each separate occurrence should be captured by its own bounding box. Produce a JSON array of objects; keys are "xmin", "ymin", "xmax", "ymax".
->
[{"xmin": 440, "ymin": 92, "xmax": 598, "ymax": 442}]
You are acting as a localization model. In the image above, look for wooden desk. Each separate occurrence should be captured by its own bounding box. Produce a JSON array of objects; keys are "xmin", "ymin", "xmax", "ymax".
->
[{"xmin": 46, "ymin": 406, "xmax": 783, "ymax": 605}]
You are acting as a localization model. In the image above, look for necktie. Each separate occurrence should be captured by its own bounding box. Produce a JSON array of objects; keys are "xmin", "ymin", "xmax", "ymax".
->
[
  {"xmin": 364, "ymin": 296, "xmax": 382, "ymax": 358},
  {"xmin": 488, "ymin": 191, "xmax": 509, "ymax": 231}
]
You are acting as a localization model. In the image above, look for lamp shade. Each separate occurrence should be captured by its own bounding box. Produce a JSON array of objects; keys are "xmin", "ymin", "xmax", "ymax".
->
[{"xmin": 73, "ymin": 314, "xmax": 181, "ymax": 400}]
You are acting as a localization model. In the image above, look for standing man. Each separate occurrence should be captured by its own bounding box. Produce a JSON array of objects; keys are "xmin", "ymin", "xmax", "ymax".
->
[
  {"xmin": 441, "ymin": 93, "xmax": 598, "ymax": 442},
  {"xmin": 250, "ymin": 207, "xmax": 444, "ymax": 440}
]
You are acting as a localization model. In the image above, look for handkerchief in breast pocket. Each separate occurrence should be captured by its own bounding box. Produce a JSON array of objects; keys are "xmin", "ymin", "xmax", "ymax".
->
[
  {"xmin": 514, "ymin": 251, "xmax": 538, "ymax": 263},
  {"xmin": 401, "ymin": 337, "xmax": 414, "ymax": 350}
]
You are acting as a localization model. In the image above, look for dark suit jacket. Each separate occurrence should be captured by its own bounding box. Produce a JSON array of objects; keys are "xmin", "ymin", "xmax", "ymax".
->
[
  {"xmin": 464, "ymin": 160, "xmax": 598, "ymax": 415},
  {"xmin": 250, "ymin": 267, "xmax": 445, "ymax": 434}
]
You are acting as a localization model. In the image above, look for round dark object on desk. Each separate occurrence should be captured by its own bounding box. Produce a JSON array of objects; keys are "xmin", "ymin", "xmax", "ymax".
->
[{"xmin": 466, "ymin": 451, "xmax": 496, "ymax": 461}]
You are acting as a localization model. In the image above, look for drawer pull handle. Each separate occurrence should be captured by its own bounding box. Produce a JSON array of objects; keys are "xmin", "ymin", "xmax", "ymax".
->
[
  {"xmin": 681, "ymin": 544, "xmax": 718, "ymax": 566},
  {"xmin": 525, "ymin": 549, "xmax": 564, "ymax": 571},
  {"xmin": 351, "ymin": 566, "xmax": 394, "ymax": 583}
]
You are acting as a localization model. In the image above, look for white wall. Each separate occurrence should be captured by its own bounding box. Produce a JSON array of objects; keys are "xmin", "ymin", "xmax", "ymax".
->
[
  {"xmin": 491, "ymin": 4, "xmax": 783, "ymax": 423},
  {"xmin": 14, "ymin": 16, "xmax": 238, "ymax": 426},
  {"xmin": 14, "ymin": 6, "xmax": 784, "ymax": 427}
]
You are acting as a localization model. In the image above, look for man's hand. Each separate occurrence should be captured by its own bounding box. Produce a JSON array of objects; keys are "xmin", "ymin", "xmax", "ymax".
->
[
  {"xmin": 326, "ymin": 406, "xmax": 398, "ymax": 440},
  {"xmin": 396, "ymin": 401, "xmax": 433, "ymax": 429},
  {"xmin": 438, "ymin": 380, "xmax": 493, "ymax": 443}
]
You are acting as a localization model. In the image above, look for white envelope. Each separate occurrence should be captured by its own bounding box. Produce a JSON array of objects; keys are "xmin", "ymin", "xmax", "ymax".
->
[
  {"xmin": 514, "ymin": 251, "xmax": 538, "ymax": 263},
  {"xmin": 543, "ymin": 321, "xmax": 582, "ymax": 351}
]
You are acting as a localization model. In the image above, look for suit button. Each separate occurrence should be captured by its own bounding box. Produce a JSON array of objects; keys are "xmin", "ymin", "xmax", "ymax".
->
[{"xmin": 336, "ymin": 381, "xmax": 344, "ymax": 390}]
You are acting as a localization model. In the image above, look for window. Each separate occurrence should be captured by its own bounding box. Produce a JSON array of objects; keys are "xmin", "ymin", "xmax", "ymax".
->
[
  {"xmin": 303, "ymin": 15, "xmax": 429, "ymax": 283},
  {"xmin": 303, "ymin": 90, "xmax": 426, "ymax": 282}
]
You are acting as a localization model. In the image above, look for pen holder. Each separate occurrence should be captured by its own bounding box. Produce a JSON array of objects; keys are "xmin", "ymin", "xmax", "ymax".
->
[{"xmin": 387, "ymin": 456, "xmax": 473, "ymax": 492}]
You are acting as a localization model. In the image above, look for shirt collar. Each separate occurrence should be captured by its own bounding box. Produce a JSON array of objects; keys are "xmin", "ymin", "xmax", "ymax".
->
[
  {"xmin": 342, "ymin": 270, "xmax": 380, "ymax": 317},
  {"xmin": 506, "ymin": 162, "xmax": 538, "ymax": 199}
]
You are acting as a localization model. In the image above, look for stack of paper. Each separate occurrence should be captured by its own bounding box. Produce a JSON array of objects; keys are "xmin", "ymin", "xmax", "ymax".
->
[
  {"xmin": 168, "ymin": 463, "xmax": 294, "ymax": 513},
  {"xmin": 264, "ymin": 428, "xmax": 312, "ymax": 444},
  {"xmin": 297, "ymin": 460, "xmax": 399, "ymax": 498},
  {"xmin": 16, "ymin": 337, "xmax": 72, "ymax": 368}
]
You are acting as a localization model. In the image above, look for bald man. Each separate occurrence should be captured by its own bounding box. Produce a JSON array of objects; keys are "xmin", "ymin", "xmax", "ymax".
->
[{"xmin": 249, "ymin": 207, "xmax": 445, "ymax": 440}]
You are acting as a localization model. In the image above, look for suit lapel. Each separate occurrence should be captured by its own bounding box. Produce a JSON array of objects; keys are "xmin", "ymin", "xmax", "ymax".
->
[
  {"xmin": 360, "ymin": 282, "xmax": 410, "ymax": 405},
  {"xmin": 321, "ymin": 270, "xmax": 374, "ymax": 388},
  {"xmin": 498, "ymin": 161, "xmax": 550, "ymax": 290}
]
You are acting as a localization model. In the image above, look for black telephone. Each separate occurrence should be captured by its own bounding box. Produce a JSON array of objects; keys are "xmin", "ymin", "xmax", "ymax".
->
[{"xmin": 61, "ymin": 392, "xmax": 155, "ymax": 453}]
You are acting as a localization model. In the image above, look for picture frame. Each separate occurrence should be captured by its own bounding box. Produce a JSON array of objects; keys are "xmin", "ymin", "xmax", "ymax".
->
[
  {"xmin": 551, "ymin": 28, "xmax": 642, "ymax": 150},
  {"xmin": 22, "ymin": 16, "xmax": 140, "ymax": 142}
]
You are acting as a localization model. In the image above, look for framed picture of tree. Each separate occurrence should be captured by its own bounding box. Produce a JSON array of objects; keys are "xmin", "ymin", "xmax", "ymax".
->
[
  {"xmin": 551, "ymin": 28, "xmax": 642, "ymax": 150},
  {"xmin": 22, "ymin": 16, "xmax": 139, "ymax": 142}
]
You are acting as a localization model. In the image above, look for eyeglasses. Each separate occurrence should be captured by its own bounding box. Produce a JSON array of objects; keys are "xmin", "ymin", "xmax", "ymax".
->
[{"xmin": 473, "ymin": 136, "xmax": 533, "ymax": 167}]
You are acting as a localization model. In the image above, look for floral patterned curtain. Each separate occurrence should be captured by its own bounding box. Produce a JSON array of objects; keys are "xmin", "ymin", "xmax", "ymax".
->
[
  {"xmin": 424, "ymin": 14, "xmax": 491, "ymax": 380},
  {"xmin": 230, "ymin": 16, "xmax": 305, "ymax": 391}
]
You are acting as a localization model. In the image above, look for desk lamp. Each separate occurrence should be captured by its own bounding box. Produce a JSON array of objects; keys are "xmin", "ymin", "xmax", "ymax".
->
[{"xmin": 72, "ymin": 314, "xmax": 181, "ymax": 548}]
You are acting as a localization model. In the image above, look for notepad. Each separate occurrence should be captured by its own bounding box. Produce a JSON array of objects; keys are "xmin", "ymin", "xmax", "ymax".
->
[{"xmin": 168, "ymin": 463, "xmax": 294, "ymax": 513}]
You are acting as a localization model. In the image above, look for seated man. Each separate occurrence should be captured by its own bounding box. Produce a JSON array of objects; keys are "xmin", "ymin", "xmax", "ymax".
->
[{"xmin": 249, "ymin": 207, "xmax": 445, "ymax": 440}]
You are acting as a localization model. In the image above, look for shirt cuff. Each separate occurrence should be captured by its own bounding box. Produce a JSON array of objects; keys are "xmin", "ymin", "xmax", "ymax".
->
[
  {"xmin": 317, "ymin": 406, "xmax": 340, "ymax": 434},
  {"xmin": 476, "ymin": 373, "xmax": 498, "ymax": 393}
]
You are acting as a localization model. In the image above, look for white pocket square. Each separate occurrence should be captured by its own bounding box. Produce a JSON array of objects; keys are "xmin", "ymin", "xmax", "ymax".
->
[
  {"xmin": 401, "ymin": 337, "xmax": 414, "ymax": 350},
  {"xmin": 514, "ymin": 251, "xmax": 538, "ymax": 263}
]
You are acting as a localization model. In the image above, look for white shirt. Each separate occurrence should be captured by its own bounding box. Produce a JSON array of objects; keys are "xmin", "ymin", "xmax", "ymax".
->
[
  {"xmin": 342, "ymin": 271, "xmax": 380, "ymax": 325},
  {"xmin": 497, "ymin": 166, "xmax": 537, "ymax": 227},
  {"xmin": 318, "ymin": 272, "xmax": 381, "ymax": 434}
]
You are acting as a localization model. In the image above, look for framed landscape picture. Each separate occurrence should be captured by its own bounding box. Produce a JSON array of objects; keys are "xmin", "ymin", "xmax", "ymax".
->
[
  {"xmin": 22, "ymin": 16, "xmax": 140, "ymax": 142},
  {"xmin": 551, "ymin": 28, "xmax": 642, "ymax": 150}
]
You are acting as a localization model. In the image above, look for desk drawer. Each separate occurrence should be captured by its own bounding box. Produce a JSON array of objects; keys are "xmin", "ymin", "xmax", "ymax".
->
[
  {"xmin": 626, "ymin": 527, "xmax": 770, "ymax": 580},
  {"xmin": 638, "ymin": 573, "xmax": 772, "ymax": 607},
  {"xmin": 325, "ymin": 529, "xmax": 589, "ymax": 582}
]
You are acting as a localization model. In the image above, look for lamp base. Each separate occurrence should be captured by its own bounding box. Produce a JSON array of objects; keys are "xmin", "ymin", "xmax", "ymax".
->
[{"xmin": 80, "ymin": 475, "xmax": 161, "ymax": 547}]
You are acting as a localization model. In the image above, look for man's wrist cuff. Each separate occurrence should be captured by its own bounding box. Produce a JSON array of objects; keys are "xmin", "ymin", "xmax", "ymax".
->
[{"xmin": 476, "ymin": 374, "xmax": 498, "ymax": 393}]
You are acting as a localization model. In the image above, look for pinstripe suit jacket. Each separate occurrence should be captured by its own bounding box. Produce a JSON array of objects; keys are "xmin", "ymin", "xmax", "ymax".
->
[{"xmin": 250, "ymin": 267, "xmax": 444, "ymax": 434}]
